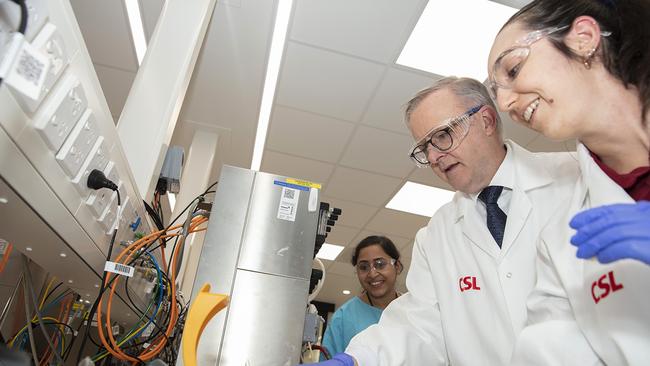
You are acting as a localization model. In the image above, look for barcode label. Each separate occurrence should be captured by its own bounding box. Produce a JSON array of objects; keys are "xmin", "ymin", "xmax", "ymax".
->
[
  {"xmin": 104, "ymin": 261, "xmax": 135, "ymax": 277},
  {"xmin": 277, "ymin": 187, "xmax": 299, "ymax": 222}
]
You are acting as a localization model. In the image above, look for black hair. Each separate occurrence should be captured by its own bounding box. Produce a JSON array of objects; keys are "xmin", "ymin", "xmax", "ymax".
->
[
  {"xmin": 503, "ymin": 0, "xmax": 650, "ymax": 123},
  {"xmin": 351, "ymin": 235, "xmax": 401, "ymax": 266}
]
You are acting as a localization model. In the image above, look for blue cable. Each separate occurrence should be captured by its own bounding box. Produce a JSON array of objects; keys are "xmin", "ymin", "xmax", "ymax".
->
[{"xmin": 130, "ymin": 251, "xmax": 164, "ymax": 340}]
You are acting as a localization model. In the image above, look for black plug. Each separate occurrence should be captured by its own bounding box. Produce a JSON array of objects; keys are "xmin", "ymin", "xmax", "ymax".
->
[{"xmin": 87, "ymin": 169, "xmax": 118, "ymax": 191}]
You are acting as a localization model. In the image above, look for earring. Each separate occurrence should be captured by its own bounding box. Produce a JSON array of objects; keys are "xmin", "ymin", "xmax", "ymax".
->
[{"xmin": 583, "ymin": 47, "xmax": 597, "ymax": 69}]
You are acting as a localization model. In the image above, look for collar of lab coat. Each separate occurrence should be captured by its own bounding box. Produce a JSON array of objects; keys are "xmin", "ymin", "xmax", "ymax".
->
[
  {"xmin": 576, "ymin": 142, "xmax": 634, "ymax": 207},
  {"xmin": 452, "ymin": 140, "xmax": 554, "ymax": 222}
]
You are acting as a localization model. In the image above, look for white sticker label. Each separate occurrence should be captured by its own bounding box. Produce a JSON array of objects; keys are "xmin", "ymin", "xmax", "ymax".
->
[
  {"xmin": 104, "ymin": 261, "xmax": 134, "ymax": 277},
  {"xmin": 1, "ymin": 33, "xmax": 50, "ymax": 100},
  {"xmin": 112, "ymin": 325, "xmax": 120, "ymax": 335},
  {"xmin": 277, "ymin": 187, "xmax": 299, "ymax": 222}
]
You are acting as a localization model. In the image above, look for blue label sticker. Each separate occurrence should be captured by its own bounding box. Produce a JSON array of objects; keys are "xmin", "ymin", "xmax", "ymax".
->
[{"xmin": 274, "ymin": 180, "xmax": 309, "ymax": 191}]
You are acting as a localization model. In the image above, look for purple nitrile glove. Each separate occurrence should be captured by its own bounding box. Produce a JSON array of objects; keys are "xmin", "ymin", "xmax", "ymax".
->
[
  {"xmin": 306, "ymin": 352, "xmax": 355, "ymax": 366},
  {"xmin": 569, "ymin": 201, "xmax": 650, "ymax": 265}
]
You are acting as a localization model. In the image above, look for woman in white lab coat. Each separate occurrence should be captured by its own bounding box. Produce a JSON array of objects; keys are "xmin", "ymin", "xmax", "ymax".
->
[{"xmin": 488, "ymin": 0, "xmax": 650, "ymax": 364}]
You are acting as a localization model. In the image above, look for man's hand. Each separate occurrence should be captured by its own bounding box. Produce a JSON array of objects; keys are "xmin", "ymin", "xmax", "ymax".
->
[
  {"xmin": 569, "ymin": 201, "xmax": 650, "ymax": 265},
  {"xmin": 304, "ymin": 353, "xmax": 355, "ymax": 366}
]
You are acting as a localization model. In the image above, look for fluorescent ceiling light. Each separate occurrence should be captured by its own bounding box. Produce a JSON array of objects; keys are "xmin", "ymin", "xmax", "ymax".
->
[
  {"xmin": 386, "ymin": 181, "xmax": 454, "ymax": 217},
  {"xmin": 124, "ymin": 0, "xmax": 147, "ymax": 65},
  {"xmin": 397, "ymin": 0, "xmax": 517, "ymax": 81},
  {"xmin": 342, "ymin": 290, "xmax": 351, "ymax": 295},
  {"xmin": 251, "ymin": 0, "xmax": 293, "ymax": 171},
  {"xmin": 316, "ymin": 243, "xmax": 345, "ymax": 261}
]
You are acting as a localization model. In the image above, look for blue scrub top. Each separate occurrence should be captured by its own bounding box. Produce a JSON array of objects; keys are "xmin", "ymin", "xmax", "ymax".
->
[{"xmin": 321, "ymin": 296, "xmax": 383, "ymax": 359}]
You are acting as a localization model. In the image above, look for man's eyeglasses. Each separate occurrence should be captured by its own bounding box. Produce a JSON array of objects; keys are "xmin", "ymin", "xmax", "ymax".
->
[
  {"xmin": 408, "ymin": 105, "xmax": 483, "ymax": 167},
  {"xmin": 488, "ymin": 26, "xmax": 569, "ymax": 100},
  {"xmin": 356, "ymin": 258, "xmax": 397, "ymax": 274}
]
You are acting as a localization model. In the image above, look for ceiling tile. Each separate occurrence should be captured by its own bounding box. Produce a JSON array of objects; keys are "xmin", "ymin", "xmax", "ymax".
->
[
  {"xmin": 261, "ymin": 150, "xmax": 334, "ymax": 185},
  {"xmin": 324, "ymin": 167, "xmax": 403, "ymax": 206},
  {"xmin": 328, "ymin": 261, "xmax": 355, "ymax": 277},
  {"xmin": 94, "ymin": 64, "xmax": 136, "ymax": 119},
  {"xmin": 400, "ymin": 242, "xmax": 415, "ymax": 259},
  {"xmin": 365, "ymin": 208, "xmax": 429, "ymax": 240},
  {"xmin": 266, "ymin": 106, "xmax": 355, "ymax": 163},
  {"xmin": 340, "ymin": 126, "xmax": 415, "ymax": 178},
  {"xmin": 314, "ymin": 272, "xmax": 362, "ymax": 308},
  {"xmin": 140, "ymin": 0, "xmax": 165, "ymax": 42},
  {"xmin": 349, "ymin": 230, "xmax": 412, "ymax": 257},
  {"xmin": 362, "ymin": 67, "xmax": 437, "ymax": 134},
  {"xmin": 320, "ymin": 195, "xmax": 379, "ymax": 229},
  {"xmin": 276, "ymin": 42, "xmax": 385, "ymax": 122},
  {"xmin": 407, "ymin": 167, "xmax": 454, "ymax": 191},
  {"xmin": 318, "ymin": 258, "xmax": 333, "ymax": 271},
  {"xmin": 290, "ymin": 0, "xmax": 425, "ymax": 63},
  {"xmin": 70, "ymin": 0, "xmax": 138, "ymax": 71},
  {"xmin": 325, "ymin": 225, "xmax": 361, "ymax": 249},
  {"xmin": 336, "ymin": 245, "xmax": 356, "ymax": 265},
  {"xmin": 526, "ymin": 136, "xmax": 577, "ymax": 153}
]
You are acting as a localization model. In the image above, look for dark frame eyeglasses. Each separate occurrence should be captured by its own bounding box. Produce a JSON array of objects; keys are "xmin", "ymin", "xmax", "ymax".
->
[{"xmin": 408, "ymin": 105, "xmax": 483, "ymax": 167}]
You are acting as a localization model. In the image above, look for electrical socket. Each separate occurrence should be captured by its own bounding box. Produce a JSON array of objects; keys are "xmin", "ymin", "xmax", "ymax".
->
[
  {"xmin": 102, "ymin": 161, "xmax": 125, "ymax": 200},
  {"xmin": 115, "ymin": 197, "xmax": 132, "ymax": 234},
  {"xmin": 33, "ymin": 74, "xmax": 87, "ymax": 151},
  {"xmin": 87, "ymin": 181, "xmax": 121, "ymax": 218},
  {"xmin": 55, "ymin": 109, "xmax": 100, "ymax": 177},
  {"xmin": 72, "ymin": 137, "xmax": 109, "ymax": 197},
  {"xmin": 97, "ymin": 191, "xmax": 118, "ymax": 233},
  {"xmin": 12, "ymin": 23, "xmax": 69, "ymax": 114}
]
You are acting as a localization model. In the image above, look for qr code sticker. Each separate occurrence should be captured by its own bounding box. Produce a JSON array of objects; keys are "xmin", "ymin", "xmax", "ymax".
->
[
  {"xmin": 17, "ymin": 51, "xmax": 45, "ymax": 86},
  {"xmin": 283, "ymin": 188, "xmax": 295, "ymax": 200}
]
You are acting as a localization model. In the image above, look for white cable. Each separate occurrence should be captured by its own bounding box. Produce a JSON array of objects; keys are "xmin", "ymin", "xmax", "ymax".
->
[{"xmin": 307, "ymin": 257, "xmax": 326, "ymax": 303}]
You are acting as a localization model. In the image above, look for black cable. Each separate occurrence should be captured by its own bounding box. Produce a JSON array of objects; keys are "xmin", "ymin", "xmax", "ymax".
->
[
  {"xmin": 41, "ymin": 282, "xmax": 64, "ymax": 305},
  {"xmin": 12, "ymin": 0, "xmax": 28, "ymax": 34},
  {"xmin": 204, "ymin": 180, "xmax": 219, "ymax": 193},
  {"xmin": 75, "ymin": 203, "xmax": 120, "ymax": 364},
  {"xmin": 1, "ymin": 1, "xmax": 28, "ymax": 89},
  {"xmin": 74, "ymin": 188, "xmax": 211, "ymax": 363},
  {"xmin": 143, "ymin": 200, "xmax": 164, "ymax": 231}
]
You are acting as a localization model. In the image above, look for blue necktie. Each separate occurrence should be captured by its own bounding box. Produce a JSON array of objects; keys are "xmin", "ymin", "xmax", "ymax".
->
[{"xmin": 479, "ymin": 185, "xmax": 507, "ymax": 248}]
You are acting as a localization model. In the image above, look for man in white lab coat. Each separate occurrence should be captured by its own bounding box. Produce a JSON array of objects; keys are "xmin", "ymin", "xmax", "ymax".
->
[{"xmin": 318, "ymin": 77, "xmax": 580, "ymax": 366}]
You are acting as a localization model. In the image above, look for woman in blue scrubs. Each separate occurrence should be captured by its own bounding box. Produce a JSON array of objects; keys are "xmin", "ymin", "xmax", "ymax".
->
[{"xmin": 320, "ymin": 235, "xmax": 403, "ymax": 359}]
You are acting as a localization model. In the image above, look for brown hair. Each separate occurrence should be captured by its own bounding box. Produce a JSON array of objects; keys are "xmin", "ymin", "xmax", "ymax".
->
[{"xmin": 503, "ymin": 0, "xmax": 650, "ymax": 124}]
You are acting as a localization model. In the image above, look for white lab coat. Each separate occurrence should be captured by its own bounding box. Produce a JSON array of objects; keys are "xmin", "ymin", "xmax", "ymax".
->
[
  {"xmin": 510, "ymin": 143, "xmax": 650, "ymax": 365},
  {"xmin": 346, "ymin": 141, "xmax": 580, "ymax": 365}
]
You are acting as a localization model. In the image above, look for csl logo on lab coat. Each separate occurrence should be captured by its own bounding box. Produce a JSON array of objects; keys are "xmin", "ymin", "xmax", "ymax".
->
[
  {"xmin": 459, "ymin": 276, "xmax": 481, "ymax": 292},
  {"xmin": 591, "ymin": 270, "xmax": 624, "ymax": 304}
]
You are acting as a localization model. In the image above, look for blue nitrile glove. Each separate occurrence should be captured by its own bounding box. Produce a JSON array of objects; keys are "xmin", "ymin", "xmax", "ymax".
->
[
  {"xmin": 309, "ymin": 352, "xmax": 355, "ymax": 366},
  {"xmin": 569, "ymin": 201, "xmax": 650, "ymax": 265}
]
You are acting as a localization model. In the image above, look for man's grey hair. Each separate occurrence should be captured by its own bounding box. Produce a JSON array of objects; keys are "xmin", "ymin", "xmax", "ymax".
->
[{"xmin": 404, "ymin": 76, "xmax": 502, "ymax": 135}]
